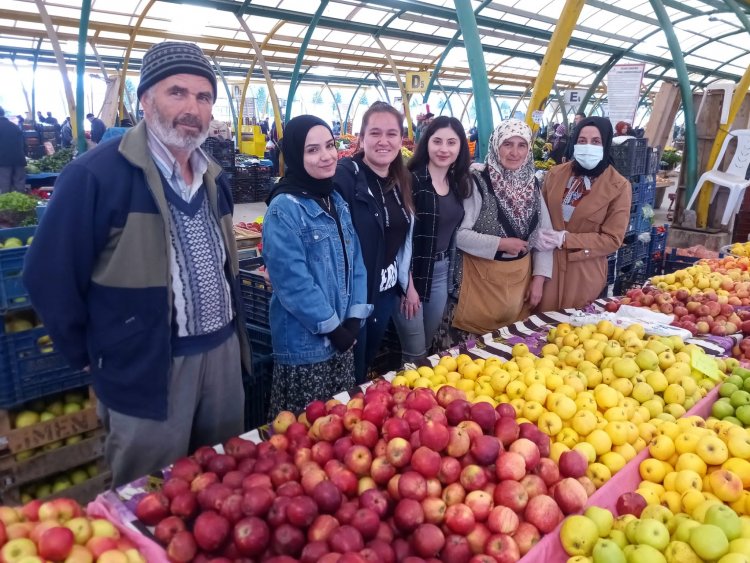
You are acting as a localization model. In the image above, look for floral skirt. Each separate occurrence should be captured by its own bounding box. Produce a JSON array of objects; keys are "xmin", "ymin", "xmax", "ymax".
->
[{"xmin": 268, "ymin": 350, "xmax": 356, "ymax": 416}]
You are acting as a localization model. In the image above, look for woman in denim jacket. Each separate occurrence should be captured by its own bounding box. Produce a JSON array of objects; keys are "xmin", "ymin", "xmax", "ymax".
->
[
  {"xmin": 334, "ymin": 102, "xmax": 414, "ymax": 383},
  {"xmin": 263, "ymin": 115, "xmax": 372, "ymax": 414}
]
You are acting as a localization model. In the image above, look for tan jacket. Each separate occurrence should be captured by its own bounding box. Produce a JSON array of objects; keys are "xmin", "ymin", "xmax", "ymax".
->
[{"xmin": 538, "ymin": 161, "xmax": 631, "ymax": 311}]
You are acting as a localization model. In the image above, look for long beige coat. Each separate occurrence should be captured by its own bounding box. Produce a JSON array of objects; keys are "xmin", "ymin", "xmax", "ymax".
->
[{"xmin": 538, "ymin": 162, "xmax": 632, "ymax": 312}]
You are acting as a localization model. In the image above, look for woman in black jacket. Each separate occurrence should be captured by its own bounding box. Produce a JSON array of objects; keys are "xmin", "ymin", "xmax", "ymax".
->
[
  {"xmin": 393, "ymin": 116, "xmax": 471, "ymax": 363},
  {"xmin": 334, "ymin": 102, "xmax": 414, "ymax": 383}
]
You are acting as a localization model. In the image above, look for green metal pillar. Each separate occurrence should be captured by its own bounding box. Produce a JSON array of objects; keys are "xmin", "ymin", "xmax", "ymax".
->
[
  {"xmin": 648, "ymin": 0, "xmax": 698, "ymax": 201},
  {"xmin": 344, "ymin": 75, "xmax": 370, "ymax": 135},
  {"xmin": 423, "ymin": 0, "xmax": 493, "ymax": 105},
  {"xmin": 285, "ymin": 0, "xmax": 328, "ymax": 123},
  {"xmin": 436, "ymin": 80, "xmax": 454, "ymax": 116},
  {"xmin": 454, "ymin": 0, "xmax": 493, "ymax": 160},
  {"xmin": 76, "ymin": 0, "xmax": 92, "ymax": 154},
  {"xmin": 211, "ymin": 56, "xmax": 238, "ymax": 148}
]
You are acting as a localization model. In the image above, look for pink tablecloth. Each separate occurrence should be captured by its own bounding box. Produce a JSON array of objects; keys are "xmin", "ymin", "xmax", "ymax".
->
[{"xmin": 518, "ymin": 385, "xmax": 720, "ymax": 563}]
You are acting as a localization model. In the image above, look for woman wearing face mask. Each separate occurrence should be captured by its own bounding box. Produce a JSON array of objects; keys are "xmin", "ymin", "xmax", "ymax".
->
[
  {"xmin": 334, "ymin": 102, "xmax": 414, "ymax": 383},
  {"xmin": 393, "ymin": 116, "xmax": 472, "ymax": 363},
  {"xmin": 263, "ymin": 115, "xmax": 372, "ymax": 414},
  {"xmin": 452, "ymin": 119, "xmax": 553, "ymax": 335},
  {"xmin": 535, "ymin": 116, "xmax": 631, "ymax": 311}
]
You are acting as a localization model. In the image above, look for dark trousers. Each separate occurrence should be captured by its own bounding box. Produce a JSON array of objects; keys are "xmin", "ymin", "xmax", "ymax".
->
[{"xmin": 353, "ymin": 288, "xmax": 399, "ymax": 384}]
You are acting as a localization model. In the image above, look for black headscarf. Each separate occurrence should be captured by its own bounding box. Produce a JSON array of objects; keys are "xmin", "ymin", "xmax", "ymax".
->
[
  {"xmin": 571, "ymin": 116, "xmax": 614, "ymax": 179},
  {"xmin": 267, "ymin": 115, "xmax": 335, "ymax": 203}
]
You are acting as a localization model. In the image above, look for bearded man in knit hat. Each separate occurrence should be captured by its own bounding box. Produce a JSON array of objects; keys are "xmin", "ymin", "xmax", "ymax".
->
[{"xmin": 24, "ymin": 41, "xmax": 252, "ymax": 487}]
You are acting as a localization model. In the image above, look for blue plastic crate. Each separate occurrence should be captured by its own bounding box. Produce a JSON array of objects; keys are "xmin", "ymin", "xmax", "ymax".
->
[
  {"xmin": 639, "ymin": 178, "xmax": 656, "ymax": 207},
  {"xmin": 0, "ymin": 325, "xmax": 91, "ymax": 409},
  {"xmin": 649, "ymin": 225, "xmax": 669, "ymax": 258},
  {"xmin": 663, "ymin": 248, "xmax": 700, "ymax": 275},
  {"xmin": 0, "ymin": 227, "xmax": 36, "ymax": 312}
]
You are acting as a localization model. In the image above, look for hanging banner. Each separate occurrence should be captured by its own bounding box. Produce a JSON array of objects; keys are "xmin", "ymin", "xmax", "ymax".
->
[
  {"xmin": 606, "ymin": 63, "xmax": 645, "ymax": 126},
  {"xmin": 405, "ymin": 71, "xmax": 431, "ymax": 94}
]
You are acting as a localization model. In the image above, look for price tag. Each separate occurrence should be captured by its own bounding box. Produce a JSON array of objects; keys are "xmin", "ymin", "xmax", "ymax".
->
[
  {"xmin": 691, "ymin": 349, "xmax": 721, "ymax": 381},
  {"xmin": 532, "ymin": 110, "xmax": 544, "ymax": 124}
]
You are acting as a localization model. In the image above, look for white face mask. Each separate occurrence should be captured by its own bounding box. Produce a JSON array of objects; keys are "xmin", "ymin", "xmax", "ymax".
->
[{"xmin": 573, "ymin": 144, "xmax": 604, "ymax": 170}]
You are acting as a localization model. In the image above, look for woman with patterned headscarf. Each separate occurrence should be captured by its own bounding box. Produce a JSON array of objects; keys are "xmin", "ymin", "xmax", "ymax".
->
[
  {"xmin": 535, "ymin": 116, "xmax": 631, "ymax": 311},
  {"xmin": 452, "ymin": 119, "xmax": 553, "ymax": 334}
]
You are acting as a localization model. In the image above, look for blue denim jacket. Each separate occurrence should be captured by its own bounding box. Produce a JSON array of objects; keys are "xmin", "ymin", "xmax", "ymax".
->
[{"xmin": 263, "ymin": 191, "xmax": 373, "ymax": 365}]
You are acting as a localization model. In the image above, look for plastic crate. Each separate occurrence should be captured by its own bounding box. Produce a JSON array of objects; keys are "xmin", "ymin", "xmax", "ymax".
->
[
  {"xmin": 246, "ymin": 322, "xmax": 272, "ymax": 355},
  {"xmin": 646, "ymin": 146, "xmax": 662, "ymax": 174},
  {"xmin": 610, "ymin": 138, "xmax": 648, "ymax": 177},
  {"xmin": 0, "ymin": 227, "xmax": 36, "ymax": 312},
  {"xmin": 649, "ymin": 225, "xmax": 669, "ymax": 258},
  {"xmin": 244, "ymin": 352, "xmax": 273, "ymax": 430},
  {"xmin": 662, "ymin": 248, "xmax": 700, "ymax": 275},
  {"xmin": 614, "ymin": 261, "xmax": 648, "ymax": 296},
  {"xmin": 638, "ymin": 175, "xmax": 656, "ymax": 207},
  {"xmin": 233, "ymin": 164, "xmax": 273, "ymax": 203},
  {"xmin": 239, "ymin": 256, "xmax": 271, "ymax": 328},
  {"xmin": 0, "ymin": 326, "xmax": 91, "ymax": 409},
  {"xmin": 607, "ymin": 253, "xmax": 617, "ymax": 285}
]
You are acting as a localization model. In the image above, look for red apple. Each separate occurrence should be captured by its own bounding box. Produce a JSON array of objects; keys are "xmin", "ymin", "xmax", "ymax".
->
[
  {"xmin": 351, "ymin": 508, "xmax": 380, "ymax": 540},
  {"xmin": 523, "ymin": 495, "xmax": 562, "ymax": 533},
  {"xmin": 534, "ymin": 457, "xmax": 561, "ymax": 487},
  {"xmin": 616, "ymin": 491, "xmax": 647, "ymax": 517},
  {"xmin": 470, "ymin": 435, "xmax": 502, "ymax": 466},
  {"xmin": 170, "ymin": 491, "xmax": 198, "ymax": 519},
  {"xmin": 444, "ymin": 503, "xmax": 475, "ymax": 535},
  {"xmin": 438, "ymin": 456, "xmax": 462, "ymax": 485},
  {"xmin": 272, "ymin": 523, "xmax": 305, "ymax": 557},
  {"xmin": 513, "ymin": 521, "xmax": 541, "ymax": 555},
  {"xmin": 465, "ymin": 490, "xmax": 493, "ymax": 522},
  {"xmin": 233, "ymin": 516, "xmax": 269, "ymax": 557},
  {"xmin": 328, "ymin": 524, "xmax": 365, "ymax": 553},
  {"xmin": 495, "ymin": 452, "xmax": 526, "ymax": 481},
  {"xmin": 241, "ymin": 486, "xmax": 275, "ymax": 517},
  {"xmin": 442, "ymin": 534, "xmax": 472, "ymax": 563},
  {"xmin": 411, "ymin": 447, "xmax": 441, "ymax": 479},
  {"xmin": 311, "ymin": 479, "xmax": 342, "ymax": 514},
  {"xmin": 484, "ymin": 533, "xmax": 520, "ymax": 563},
  {"xmin": 493, "ymin": 480, "xmax": 528, "ymax": 512},
  {"xmin": 393, "ymin": 499, "xmax": 425, "ymax": 533},
  {"xmin": 385, "ymin": 437, "xmax": 413, "ymax": 468},
  {"xmin": 307, "ymin": 513, "xmax": 340, "ymax": 542},
  {"xmin": 359, "ymin": 488, "xmax": 389, "ymax": 518},
  {"xmin": 411, "ymin": 523, "xmax": 445, "ymax": 558},
  {"xmin": 193, "ymin": 510, "xmax": 230, "ymax": 552},
  {"xmin": 421, "ymin": 496, "xmax": 447, "ymax": 525},
  {"xmin": 135, "ymin": 492, "xmax": 170, "ymax": 526},
  {"xmin": 166, "ymin": 531, "xmax": 197, "ymax": 563},
  {"xmin": 154, "ymin": 516, "xmax": 186, "ymax": 546},
  {"xmin": 352, "ymin": 420, "xmax": 379, "ymax": 448},
  {"xmin": 509, "ymin": 438, "xmax": 540, "ymax": 471},
  {"xmin": 38, "ymin": 526, "xmax": 74, "ymax": 560},
  {"xmin": 446, "ymin": 427, "xmax": 471, "ymax": 458},
  {"xmin": 419, "ymin": 421, "xmax": 450, "ymax": 452},
  {"xmin": 170, "ymin": 458, "xmax": 202, "ymax": 482},
  {"xmin": 469, "ymin": 402, "xmax": 497, "ymax": 433}
]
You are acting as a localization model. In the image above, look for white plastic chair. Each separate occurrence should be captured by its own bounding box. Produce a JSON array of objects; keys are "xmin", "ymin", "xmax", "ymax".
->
[{"xmin": 685, "ymin": 129, "xmax": 750, "ymax": 225}]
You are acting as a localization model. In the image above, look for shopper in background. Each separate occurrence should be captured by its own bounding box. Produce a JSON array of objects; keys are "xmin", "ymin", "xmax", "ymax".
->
[
  {"xmin": 535, "ymin": 116, "xmax": 631, "ymax": 311},
  {"xmin": 263, "ymin": 115, "xmax": 371, "ymax": 413},
  {"xmin": 0, "ymin": 107, "xmax": 27, "ymax": 193},
  {"xmin": 393, "ymin": 116, "xmax": 471, "ymax": 363},
  {"xmin": 45, "ymin": 112, "xmax": 59, "ymax": 127},
  {"xmin": 36, "ymin": 111, "xmax": 45, "ymax": 124},
  {"xmin": 24, "ymin": 41, "xmax": 251, "ymax": 487},
  {"xmin": 549, "ymin": 123, "xmax": 568, "ymax": 164},
  {"xmin": 16, "ymin": 115, "xmax": 25, "ymax": 129},
  {"xmin": 334, "ymin": 101, "xmax": 414, "ymax": 383},
  {"xmin": 453, "ymin": 119, "xmax": 552, "ymax": 334},
  {"xmin": 86, "ymin": 113, "xmax": 107, "ymax": 143},
  {"xmin": 60, "ymin": 117, "xmax": 73, "ymax": 148}
]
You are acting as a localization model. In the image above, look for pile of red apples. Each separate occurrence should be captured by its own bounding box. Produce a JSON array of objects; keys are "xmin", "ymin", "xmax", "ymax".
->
[
  {"xmin": 607, "ymin": 286, "xmax": 749, "ymax": 336},
  {"xmin": 135, "ymin": 381, "xmax": 595, "ymax": 563}
]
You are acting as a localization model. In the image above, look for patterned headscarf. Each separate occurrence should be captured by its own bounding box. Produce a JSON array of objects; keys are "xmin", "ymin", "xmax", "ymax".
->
[
  {"xmin": 485, "ymin": 119, "xmax": 540, "ymax": 240},
  {"xmin": 552, "ymin": 123, "xmax": 567, "ymax": 149}
]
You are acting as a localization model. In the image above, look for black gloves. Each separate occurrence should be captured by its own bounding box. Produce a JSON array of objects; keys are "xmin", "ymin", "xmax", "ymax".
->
[{"xmin": 327, "ymin": 325, "xmax": 356, "ymax": 352}]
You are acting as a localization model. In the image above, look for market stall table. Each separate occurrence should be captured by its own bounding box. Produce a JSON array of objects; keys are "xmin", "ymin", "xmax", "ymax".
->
[{"xmin": 25, "ymin": 172, "xmax": 59, "ymax": 189}]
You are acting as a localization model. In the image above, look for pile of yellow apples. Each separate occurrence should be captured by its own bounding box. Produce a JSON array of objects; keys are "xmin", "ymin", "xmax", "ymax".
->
[
  {"xmin": 560, "ymin": 419, "xmax": 750, "ymax": 562},
  {"xmin": 394, "ymin": 321, "xmax": 727, "ymax": 490}
]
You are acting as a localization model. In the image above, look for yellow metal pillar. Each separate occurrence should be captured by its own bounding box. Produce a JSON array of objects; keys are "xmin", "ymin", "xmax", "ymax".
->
[
  {"xmin": 373, "ymin": 36, "xmax": 414, "ymax": 140},
  {"xmin": 117, "ymin": 0, "xmax": 156, "ymax": 120},
  {"xmin": 696, "ymin": 67, "xmax": 750, "ymax": 226},
  {"xmin": 524, "ymin": 0, "xmax": 585, "ymax": 132}
]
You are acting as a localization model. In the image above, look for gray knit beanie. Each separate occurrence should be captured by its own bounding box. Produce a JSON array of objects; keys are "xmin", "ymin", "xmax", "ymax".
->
[{"xmin": 137, "ymin": 41, "xmax": 217, "ymax": 100}]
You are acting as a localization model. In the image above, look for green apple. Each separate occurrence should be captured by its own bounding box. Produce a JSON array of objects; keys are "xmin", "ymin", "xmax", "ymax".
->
[
  {"xmin": 35, "ymin": 483, "xmax": 52, "ymax": 498},
  {"xmin": 608, "ymin": 529, "xmax": 627, "ymax": 549},
  {"xmin": 586, "ymin": 506, "xmax": 614, "ymax": 537},
  {"xmin": 737, "ymin": 405, "xmax": 750, "ymax": 427},
  {"xmin": 726, "ymin": 416, "xmax": 744, "ymax": 426},
  {"xmin": 626, "ymin": 544, "xmax": 666, "ymax": 563},
  {"xmin": 705, "ymin": 504, "xmax": 742, "ymax": 541},
  {"xmin": 640, "ymin": 504, "xmax": 673, "ymax": 525},
  {"xmin": 613, "ymin": 514, "xmax": 636, "ymax": 532},
  {"xmin": 667, "ymin": 513, "xmax": 690, "ymax": 535},
  {"xmin": 625, "ymin": 519, "xmax": 641, "ymax": 544},
  {"xmin": 52, "ymin": 477, "xmax": 72, "ymax": 493},
  {"xmin": 63, "ymin": 403, "xmax": 81, "ymax": 415},
  {"xmin": 69, "ymin": 469, "xmax": 89, "ymax": 485},
  {"xmin": 14, "ymin": 411, "xmax": 39, "ymax": 428},
  {"xmin": 729, "ymin": 537, "xmax": 750, "ymax": 555},
  {"xmin": 730, "ymin": 390, "xmax": 750, "ymax": 409},
  {"xmin": 675, "ymin": 519, "xmax": 702, "ymax": 543},
  {"xmin": 663, "ymin": 540, "xmax": 702, "ymax": 563},
  {"xmin": 744, "ymin": 378, "xmax": 750, "ymax": 393},
  {"xmin": 727, "ymin": 374, "xmax": 744, "ymax": 387},
  {"xmin": 690, "ymin": 523, "xmax": 730, "ymax": 561},
  {"xmin": 593, "ymin": 538, "xmax": 626, "ymax": 563},
  {"xmin": 740, "ymin": 516, "xmax": 750, "ymax": 538},
  {"xmin": 46, "ymin": 401, "xmax": 64, "ymax": 416},
  {"xmin": 717, "ymin": 553, "xmax": 750, "ymax": 563},
  {"xmin": 634, "ymin": 518, "xmax": 670, "ymax": 551},
  {"xmin": 714, "ymin": 398, "xmax": 736, "ymax": 419},
  {"xmin": 721, "ymin": 382, "xmax": 740, "ymax": 398},
  {"xmin": 561, "ymin": 515, "xmax": 600, "ymax": 556},
  {"xmin": 39, "ymin": 412, "xmax": 55, "ymax": 422}
]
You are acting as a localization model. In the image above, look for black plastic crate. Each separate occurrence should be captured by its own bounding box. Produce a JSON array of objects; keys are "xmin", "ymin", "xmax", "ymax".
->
[
  {"xmin": 614, "ymin": 261, "xmax": 648, "ymax": 296},
  {"xmin": 662, "ymin": 248, "xmax": 700, "ymax": 275},
  {"xmin": 245, "ymin": 352, "xmax": 273, "ymax": 430},
  {"xmin": 646, "ymin": 146, "xmax": 662, "ymax": 174},
  {"xmin": 239, "ymin": 256, "xmax": 271, "ymax": 328},
  {"xmin": 607, "ymin": 253, "xmax": 617, "ymax": 285},
  {"xmin": 246, "ymin": 322, "xmax": 272, "ymax": 354},
  {"xmin": 611, "ymin": 138, "xmax": 648, "ymax": 177}
]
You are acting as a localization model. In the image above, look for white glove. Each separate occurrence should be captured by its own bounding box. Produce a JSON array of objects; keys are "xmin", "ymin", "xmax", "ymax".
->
[{"xmin": 534, "ymin": 228, "xmax": 566, "ymax": 251}]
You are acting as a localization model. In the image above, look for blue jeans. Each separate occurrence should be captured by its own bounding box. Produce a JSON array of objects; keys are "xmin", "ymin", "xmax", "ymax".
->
[
  {"xmin": 393, "ymin": 258, "xmax": 449, "ymax": 363},
  {"xmin": 353, "ymin": 288, "xmax": 399, "ymax": 384}
]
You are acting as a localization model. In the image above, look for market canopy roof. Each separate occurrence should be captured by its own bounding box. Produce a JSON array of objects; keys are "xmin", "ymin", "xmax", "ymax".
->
[{"xmin": 1, "ymin": 0, "xmax": 749, "ymax": 97}]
